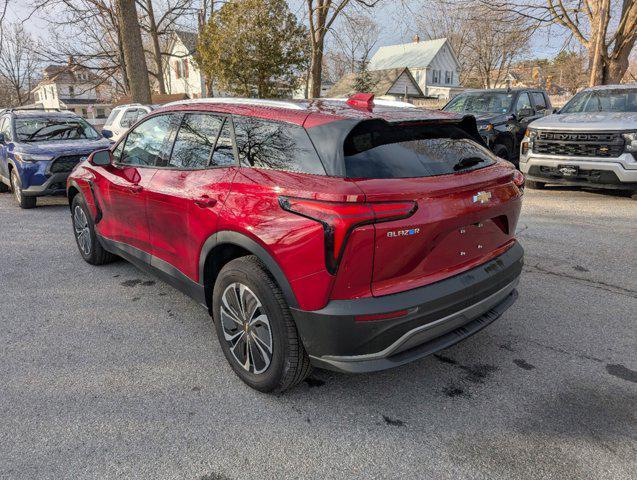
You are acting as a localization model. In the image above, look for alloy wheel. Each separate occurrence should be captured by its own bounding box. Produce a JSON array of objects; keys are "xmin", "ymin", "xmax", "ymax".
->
[
  {"xmin": 11, "ymin": 173, "xmax": 21, "ymax": 204},
  {"xmin": 220, "ymin": 282, "xmax": 273, "ymax": 374},
  {"xmin": 73, "ymin": 205, "xmax": 91, "ymax": 256}
]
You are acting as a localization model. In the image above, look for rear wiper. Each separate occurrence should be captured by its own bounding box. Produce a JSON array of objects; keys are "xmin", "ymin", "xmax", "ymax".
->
[{"xmin": 453, "ymin": 157, "xmax": 484, "ymax": 171}]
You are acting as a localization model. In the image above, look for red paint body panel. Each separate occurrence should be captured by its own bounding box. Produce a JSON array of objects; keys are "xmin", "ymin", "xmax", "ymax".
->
[{"xmin": 68, "ymin": 99, "xmax": 522, "ymax": 314}]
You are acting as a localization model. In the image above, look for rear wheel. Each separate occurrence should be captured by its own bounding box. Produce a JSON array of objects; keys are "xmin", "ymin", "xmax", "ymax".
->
[
  {"xmin": 0, "ymin": 181, "xmax": 9, "ymax": 193},
  {"xmin": 10, "ymin": 170, "xmax": 36, "ymax": 209},
  {"xmin": 71, "ymin": 195, "xmax": 115, "ymax": 265},
  {"xmin": 526, "ymin": 180, "xmax": 546, "ymax": 189},
  {"xmin": 212, "ymin": 256, "xmax": 311, "ymax": 393}
]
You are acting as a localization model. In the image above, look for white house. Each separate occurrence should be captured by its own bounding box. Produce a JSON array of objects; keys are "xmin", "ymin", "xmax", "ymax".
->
[
  {"xmin": 369, "ymin": 37, "xmax": 464, "ymax": 100},
  {"xmin": 164, "ymin": 30, "xmax": 207, "ymax": 98},
  {"xmin": 31, "ymin": 59, "xmax": 112, "ymax": 123}
]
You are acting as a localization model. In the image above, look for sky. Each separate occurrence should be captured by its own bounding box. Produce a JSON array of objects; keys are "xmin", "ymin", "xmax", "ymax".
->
[{"xmin": 5, "ymin": 0, "xmax": 569, "ymax": 62}]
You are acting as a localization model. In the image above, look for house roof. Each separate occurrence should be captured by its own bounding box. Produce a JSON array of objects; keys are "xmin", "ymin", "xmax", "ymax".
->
[
  {"xmin": 174, "ymin": 30, "xmax": 198, "ymax": 54},
  {"xmin": 369, "ymin": 38, "xmax": 449, "ymax": 70},
  {"xmin": 326, "ymin": 68, "xmax": 424, "ymax": 98}
]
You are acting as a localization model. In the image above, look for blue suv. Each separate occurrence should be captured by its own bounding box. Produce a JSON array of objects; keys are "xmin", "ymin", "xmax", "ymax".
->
[{"xmin": 0, "ymin": 109, "xmax": 111, "ymax": 208}]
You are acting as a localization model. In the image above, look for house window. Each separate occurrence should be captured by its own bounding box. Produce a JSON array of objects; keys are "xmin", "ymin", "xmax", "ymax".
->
[
  {"xmin": 82, "ymin": 108, "xmax": 88, "ymax": 117},
  {"xmin": 432, "ymin": 70, "xmax": 440, "ymax": 84},
  {"xmin": 175, "ymin": 60, "xmax": 182, "ymax": 79},
  {"xmin": 445, "ymin": 71, "xmax": 453, "ymax": 84},
  {"xmin": 69, "ymin": 86, "xmax": 74, "ymax": 96},
  {"xmin": 96, "ymin": 108, "xmax": 106, "ymax": 119}
]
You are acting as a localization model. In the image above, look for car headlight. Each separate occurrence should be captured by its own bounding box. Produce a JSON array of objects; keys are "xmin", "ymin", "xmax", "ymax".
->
[
  {"xmin": 14, "ymin": 153, "xmax": 54, "ymax": 162},
  {"xmin": 622, "ymin": 132, "xmax": 637, "ymax": 152},
  {"xmin": 479, "ymin": 124, "xmax": 494, "ymax": 132}
]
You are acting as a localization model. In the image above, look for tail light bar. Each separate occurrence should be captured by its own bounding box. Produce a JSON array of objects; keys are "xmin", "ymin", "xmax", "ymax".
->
[
  {"xmin": 279, "ymin": 196, "xmax": 417, "ymax": 274},
  {"xmin": 512, "ymin": 170, "xmax": 525, "ymax": 193}
]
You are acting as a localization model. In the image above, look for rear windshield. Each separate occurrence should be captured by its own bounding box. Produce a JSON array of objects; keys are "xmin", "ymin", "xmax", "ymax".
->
[{"xmin": 344, "ymin": 121, "xmax": 496, "ymax": 179}]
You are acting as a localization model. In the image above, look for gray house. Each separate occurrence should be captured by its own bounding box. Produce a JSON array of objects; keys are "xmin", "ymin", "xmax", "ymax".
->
[{"xmin": 369, "ymin": 37, "xmax": 464, "ymax": 99}]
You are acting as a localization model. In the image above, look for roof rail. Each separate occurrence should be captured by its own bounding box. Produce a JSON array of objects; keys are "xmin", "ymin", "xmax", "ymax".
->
[
  {"xmin": 7, "ymin": 107, "xmax": 63, "ymax": 112},
  {"xmin": 163, "ymin": 97, "xmax": 305, "ymax": 110}
]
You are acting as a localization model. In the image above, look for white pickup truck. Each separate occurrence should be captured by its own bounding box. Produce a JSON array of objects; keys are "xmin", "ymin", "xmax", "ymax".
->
[{"xmin": 520, "ymin": 84, "xmax": 637, "ymax": 197}]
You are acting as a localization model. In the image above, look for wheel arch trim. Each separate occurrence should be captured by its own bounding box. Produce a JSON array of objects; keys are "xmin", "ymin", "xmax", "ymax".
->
[{"xmin": 199, "ymin": 230, "xmax": 299, "ymax": 309}]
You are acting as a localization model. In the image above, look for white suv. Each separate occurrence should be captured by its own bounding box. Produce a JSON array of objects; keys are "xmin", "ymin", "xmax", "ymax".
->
[
  {"xmin": 520, "ymin": 84, "xmax": 637, "ymax": 195},
  {"xmin": 102, "ymin": 104, "xmax": 155, "ymax": 141}
]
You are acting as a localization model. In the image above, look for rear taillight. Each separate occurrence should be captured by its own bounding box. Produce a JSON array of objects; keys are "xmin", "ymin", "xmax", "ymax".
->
[
  {"xmin": 513, "ymin": 170, "xmax": 525, "ymax": 193},
  {"xmin": 279, "ymin": 196, "xmax": 417, "ymax": 274}
]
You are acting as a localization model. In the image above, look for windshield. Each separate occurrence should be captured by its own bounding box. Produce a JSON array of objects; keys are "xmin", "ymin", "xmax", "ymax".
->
[
  {"xmin": 14, "ymin": 117, "xmax": 101, "ymax": 142},
  {"xmin": 103, "ymin": 108, "xmax": 122, "ymax": 128},
  {"xmin": 443, "ymin": 92, "xmax": 515, "ymax": 115},
  {"xmin": 560, "ymin": 88, "xmax": 637, "ymax": 113}
]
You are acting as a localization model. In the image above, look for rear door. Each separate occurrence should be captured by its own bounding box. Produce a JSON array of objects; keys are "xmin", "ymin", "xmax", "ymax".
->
[
  {"xmin": 343, "ymin": 121, "xmax": 522, "ymax": 296},
  {"xmin": 146, "ymin": 112, "xmax": 237, "ymax": 281},
  {"xmin": 95, "ymin": 113, "xmax": 175, "ymax": 253}
]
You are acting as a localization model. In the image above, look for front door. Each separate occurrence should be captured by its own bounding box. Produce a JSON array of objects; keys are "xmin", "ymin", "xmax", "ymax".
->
[
  {"xmin": 0, "ymin": 117, "xmax": 12, "ymax": 181},
  {"xmin": 146, "ymin": 113, "xmax": 237, "ymax": 282},
  {"xmin": 96, "ymin": 113, "xmax": 175, "ymax": 253}
]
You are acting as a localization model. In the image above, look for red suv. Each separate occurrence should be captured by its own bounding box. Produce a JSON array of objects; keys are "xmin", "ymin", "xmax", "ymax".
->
[{"xmin": 67, "ymin": 95, "xmax": 524, "ymax": 392}]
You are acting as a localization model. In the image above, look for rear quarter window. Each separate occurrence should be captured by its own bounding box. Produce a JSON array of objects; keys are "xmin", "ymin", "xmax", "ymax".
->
[
  {"xmin": 233, "ymin": 116, "xmax": 325, "ymax": 175},
  {"xmin": 344, "ymin": 121, "xmax": 496, "ymax": 179}
]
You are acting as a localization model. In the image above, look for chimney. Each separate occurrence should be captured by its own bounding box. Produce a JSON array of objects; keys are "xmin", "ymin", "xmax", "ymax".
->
[{"xmin": 413, "ymin": 34, "xmax": 420, "ymax": 43}]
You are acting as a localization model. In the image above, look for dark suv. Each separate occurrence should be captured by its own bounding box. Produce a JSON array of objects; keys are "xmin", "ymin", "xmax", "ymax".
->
[
  {"xmin": 67, "ymin": 95, "xmax": 524, "ymax": 392},
  {"xmin": 443, "ymin": 88, "xmax": 553, "ymax": 165}
]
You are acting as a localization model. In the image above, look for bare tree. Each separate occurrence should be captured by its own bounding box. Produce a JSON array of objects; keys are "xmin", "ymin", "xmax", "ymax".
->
[
  {"xmin": 306, "ymin": 0, "xmax": 381, "ymax": 98},
  {"xmin": 331, "ymin": 11, "xmax": 380, "ymax": 74},
  {"xmin": 117, "ymin": 0, "xmax": 152, "ymax": 102},
  {"xmin": 137, "ymin": 0, "xmax": 194, "ymax": 95},
  {"xmin": 0, "ymin": 23, "xmax": 40, "ymax": 106},
  {"xmin": 467, "ymin": 0, "xmax": 637, "ymax": 85}
]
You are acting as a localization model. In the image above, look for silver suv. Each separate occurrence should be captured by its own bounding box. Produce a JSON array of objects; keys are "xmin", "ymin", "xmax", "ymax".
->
[{"xmin": 520, "ymin": 84, "xmax": 637, "ymax": 195}]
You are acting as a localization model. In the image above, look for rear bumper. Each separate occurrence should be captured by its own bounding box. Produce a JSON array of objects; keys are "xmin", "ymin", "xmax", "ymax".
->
[{"xmin": 291, "ymin": 242, "xmax": 523, "ymax": 373}]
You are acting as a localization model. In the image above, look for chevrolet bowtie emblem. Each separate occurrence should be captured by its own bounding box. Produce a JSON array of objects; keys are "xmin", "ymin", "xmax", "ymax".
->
[{"xmin": 473, "ymin": 191, "xmax": 492, "ymax": 204}]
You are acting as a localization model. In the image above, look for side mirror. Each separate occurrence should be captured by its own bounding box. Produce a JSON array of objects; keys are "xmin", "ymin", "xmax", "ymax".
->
[
  {"xmin": 0, "ymin": 133, "xmax": 5, "ymax": 144},
  {"xmin": 101, "ymin": 129, "xmax": 113, "ymax": 139},
  {"xmin": 518, "ymin": 107, "xmax": 534, "ymax": 118},
  {"xmin": 90, "ymin": 149, "xmax": 113, "ymax": 166}
]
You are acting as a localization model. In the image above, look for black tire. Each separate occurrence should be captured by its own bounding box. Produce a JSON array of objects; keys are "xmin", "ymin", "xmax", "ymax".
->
[
  {"xmin": 526, "ymin": 180, "xmax": 546, "ymax": 189},
  {"xmin": 71, "ymin": 194, "xmax": 116, "ymax": 265},
  {"xmin": 10, "ymin": 170, "xmax": 37, "ymax": 209},
  {"xmin": 630, "ymin": 191, "xmax": 637, "ymax": 200},
  {"xmin": 212, "ymin": 255, "xmax": 312, "ymax": 393},
  {"xmin": 0, "ymin": 181, "xmax": 9, "ymax": 193},
  {"xmin": 493, "ymin": 143, "xmax": 510, "ymax": 161}
]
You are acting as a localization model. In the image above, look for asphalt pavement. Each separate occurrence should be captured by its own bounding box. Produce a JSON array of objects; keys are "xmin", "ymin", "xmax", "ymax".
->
[{"xmin": 0, "ymin": 187, "xmax": 635, "ymax": 479}]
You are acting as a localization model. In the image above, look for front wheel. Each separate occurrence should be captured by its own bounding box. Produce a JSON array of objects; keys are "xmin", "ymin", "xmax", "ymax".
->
[
  {"xmin": 10, "ymin": 170, "xmax": 36, "ymax": 209},
  {"xmin": 212, "ymin": 256, "xmax": 312, "ymax": 393},
  {"xmin": 71, "ymin": 195, "xmax": 115, "ymax": 265},
  {"xmin": 493, "ymin": 143, "xmax": 510, "ymax": 161},
  {"xmin": 0, "ymin": 181, "xmax": 9, "ymax": 193}
]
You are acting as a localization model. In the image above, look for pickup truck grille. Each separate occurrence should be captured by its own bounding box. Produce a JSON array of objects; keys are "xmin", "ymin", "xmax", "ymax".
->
[
  {"xmin": 50, "ymin": 155, "xmax": 86, "ymax": 173},
  {"xmin": 534, "ymin": 131, "xmax": 625, "ymax": 158}
]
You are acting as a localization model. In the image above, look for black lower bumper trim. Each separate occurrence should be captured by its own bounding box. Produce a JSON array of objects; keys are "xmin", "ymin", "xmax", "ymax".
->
[
  {"xmin": 527, "ymin": 166, "xmax": 637, "ymax": 190},
  {"xmin": 22, "ymin": 172, "xmax": 70, "ymax": 197},
  {"xmin": 311, "ymin": 289, "xmax": 518, "ymax": 373},
  {"xmin": 291, "ymin": 242, "xmax": 523, "ymax": 367}
]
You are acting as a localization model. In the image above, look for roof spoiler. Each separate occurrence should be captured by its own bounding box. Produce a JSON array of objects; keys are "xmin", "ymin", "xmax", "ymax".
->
[{"xmin": 347, "ymin": 93, "xmax": 375, "ymax": 110}]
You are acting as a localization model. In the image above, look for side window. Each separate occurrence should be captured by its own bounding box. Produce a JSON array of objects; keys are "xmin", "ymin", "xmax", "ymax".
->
[
  {"xmin": 0, "ymin": 117, "xmax": 11, "ymax": 141},
  {"xmin": 531, "ymin": 92, "xmax": 547, "ymax": 111},
  {"xmin": 233, "ymin": 116, "xmax": 325, "ymax": 175},
  {"xmin": 515, "ymin": 93, "xmax": 532, "ymax": 113},
  {"xmin": 120, "ymin": 114, "xmax": 173, "ymax": 166},
  {"xmin": 120, "ymin": 108, "xmax": 140, "ymax": 128},
  {"xmin": 169, "ymin": 113, "xmax": 223, "ymax": 169},
  {"xmin": 210, "ymin": 119, "xmax": 236, "ymax": 167}
]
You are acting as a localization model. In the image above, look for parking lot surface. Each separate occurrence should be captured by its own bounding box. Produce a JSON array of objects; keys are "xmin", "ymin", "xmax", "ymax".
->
[{"xmin": 0, "ymin": 187, "xmax": 635, "ymax": 480}]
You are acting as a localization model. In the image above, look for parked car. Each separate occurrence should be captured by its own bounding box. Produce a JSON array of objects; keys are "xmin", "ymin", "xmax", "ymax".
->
[
  {"xmin": 442, "ymin": 88, "xmax": 553, "ymax": 165},
  {"xmin": 67, "ymin": 95, "xmax": 525, "ymax": 392},
  {"xmin": 101, "ymin": 103, "xmax": 155, "ymax": 141},
  {"xmin": 0, "ymin": 108, "xmax": 111, "ymax": 208},
  {"xmin": 520, "ymin": 84, "xmax": 637, "ymax": 195}
]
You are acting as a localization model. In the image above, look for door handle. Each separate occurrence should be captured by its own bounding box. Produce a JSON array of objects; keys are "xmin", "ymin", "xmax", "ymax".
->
[
  {"xmin": 128, "ymin": 184, "xmax": 143, "ymax": 193},
  {"xmin": 194, "ymin": 195, "xmax": 217, "ymax": 208}
]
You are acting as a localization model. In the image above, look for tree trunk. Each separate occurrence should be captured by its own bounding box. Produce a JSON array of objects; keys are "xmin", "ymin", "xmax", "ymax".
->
[
  {"xmin": 116, "ymin": 0, "xmax": 152, "ymax": 103},
  {"xmin": 309, "ymin": 44, "xmax": 324, "ymax": 98},
  {"xmin": 145, "ymin": 0, "xmax": 166, "ymax": 94}
]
